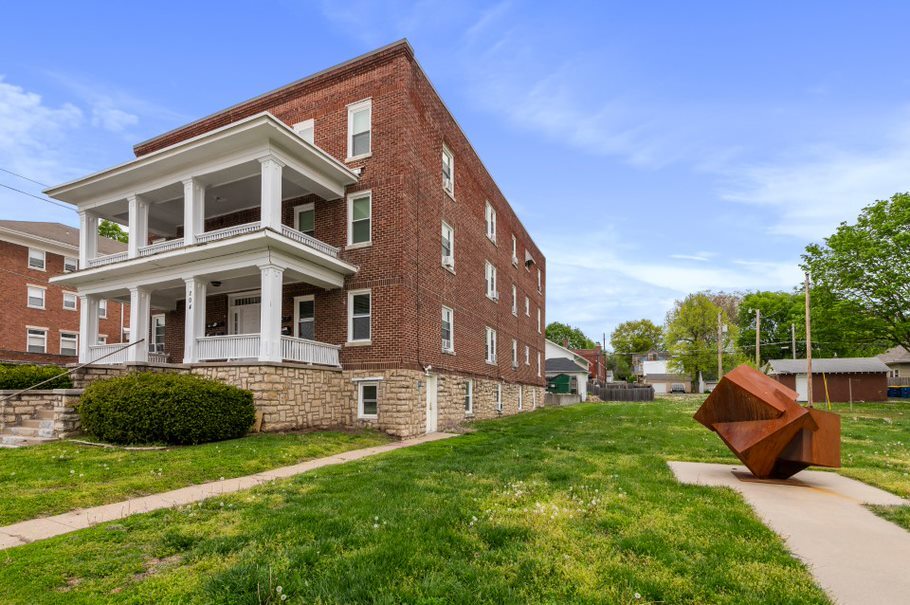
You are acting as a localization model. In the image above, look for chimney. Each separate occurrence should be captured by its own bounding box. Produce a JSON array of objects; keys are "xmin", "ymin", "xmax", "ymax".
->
[{"xmin": 563, "ymin": 338, "xmax": 570, "ymax": 349}]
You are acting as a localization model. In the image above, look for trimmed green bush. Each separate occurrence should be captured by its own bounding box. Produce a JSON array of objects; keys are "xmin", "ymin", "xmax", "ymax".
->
[
  {"xmin": 0, "ymin": 364, "xmax": 72, "ymax": 390},
  {"xmin": 78, "ymin": 372, "xmax": 255, "ymax": 445}
]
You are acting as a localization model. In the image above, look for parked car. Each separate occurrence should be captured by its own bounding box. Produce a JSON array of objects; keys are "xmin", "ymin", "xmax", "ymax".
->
[{"xmin": 670, "ymin": 383, "xmax": 687, "ymax": 394}]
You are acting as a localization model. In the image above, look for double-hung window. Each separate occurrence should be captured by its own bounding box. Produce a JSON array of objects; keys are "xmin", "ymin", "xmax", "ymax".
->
[
  {"xmin": 511, "ymin": 284, "xmax": 518, "ymax": 315},
  {"xmin": 27, "ymin": 285, "xmax": 45, "ymax": 309},
  {"xmin": 485, "ymin": 202, "xmax": 497, "ymax": 243},
  {"xmin": 537, "ymin": 268, "xmax": 542, "ymax": 292},
  {"xmin": 28, "ymin": 248, "xmax": 45, "ymax": 270},
  {"xmin": 442, "ymin": 145, "xmax": 454, "ymax": 196},
  {"xmin": 518, "ymin": 385, "xmax": 523, "ymax": 411},
  {"xmin": 512, "ymin": 339, "xmax": 518, "ymax": 368},
  {"xmin": 485, "ymin": 327, "xmax": 497, "ymax": 364},
  {"xmin": 347, "ymin": 99, "xmax": 372, "ymax": 159},
  {"xmin": 485, "ymin": 262, "xmax": 498, "ymax": 301},
  {"xmin": 27, "ymin": 328, "xmax": 47, "ymax": 353},
  {"xmin": 525, "ymin": 344, "xmax": 530, "ymax": 366},
  {"xmin": 293, "ymin": 118, "xmax": 315, "ymax": 144},
  {"xmin": 441, "ymin": 222, "xmax": 454, "ymax": 269},
  {"xmin": 537, "ymin": 351, "xmax": 542, "ymax": 377},
  {"xmin": 496, "ymin": 383, "xmax": 503, "ymax": 412},
  {"xmin": 511, "ymin": 235, "xmax": 518, "ymax": 265},
  {"xmin": 347, "ymin": 191, "xmax": 372, "ymax": 247},
  {"xmin": 151, "ymin": 314, "xmax": 166, "ymax": 353},
  {"xmin": 294, "ymin": 203, "xmax": 315, "ymax": 237},
  {"xmin": 358, "ymin": 382, "xmax": 379, "ymax": 419},
  {"xmin": 60, "ymin": 332, "xmax": 78, "ymax": 356},
  {"xmin": 348, "ymin": 289, "xmax": 371, "ymax": 343},
  {"xmin": 63, "ymin": 292, "xmax": 77, "ymax": 311},
  {"xmin": 537, "ymin": 307, "xmax": 542, "ymax": 333},
  {"xmin": 295, "ymin": 295, "xmax": 315, "ymax": 340},
  {"xmin": 464, "ymin": 379, "xmax": 474, "ymax": 414},
  {"xmin": 99, "ymin": 299, "xmax": 108, "ymax": 319},
  {"xmin": 525, "ymin": 296, "xmax": 530, "ymax": 316},
  {"xmin": 441, "ymin": 306, "xmax": 454, "ymax": 353},
  {"xmin": 64, "ymin": 256, "xmax": 78, "ymax": 273}
]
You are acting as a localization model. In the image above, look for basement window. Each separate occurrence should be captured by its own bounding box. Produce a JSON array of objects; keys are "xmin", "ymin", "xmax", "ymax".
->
[{"xmin": 358, "ymin": 382, "xmax": 379, "ymax": 419}]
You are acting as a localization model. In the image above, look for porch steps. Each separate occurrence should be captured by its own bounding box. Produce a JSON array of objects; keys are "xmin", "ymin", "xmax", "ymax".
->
[{"xmin": 0, "ymin": 410, "xmax": 60, "ymax": 448}]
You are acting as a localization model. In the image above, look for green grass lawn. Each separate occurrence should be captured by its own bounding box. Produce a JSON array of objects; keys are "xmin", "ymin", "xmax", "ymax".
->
[{"xmin": 0, "ymin": 430, "xmax": 391, "ymax": 525}]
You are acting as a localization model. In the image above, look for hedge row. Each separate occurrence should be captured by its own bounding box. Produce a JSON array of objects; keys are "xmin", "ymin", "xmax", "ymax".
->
[
  {"xmin": 0, "ymin": 364, "xmax": 72, "ymax": 390},
  {"xmin": 78, "ymin": 372, "xmax": 255, "ymax": 445}
]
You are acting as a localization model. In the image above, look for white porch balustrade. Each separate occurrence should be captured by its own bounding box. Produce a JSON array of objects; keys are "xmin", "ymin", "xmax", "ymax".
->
[
  {"xmin": 138, "ymin": 239, "xmax": 184, "ymax": 257},
  {"xmin": 87, "ymin": 344, "xmax": 130, "ymax": 364},
  {"xmin": 86, "ymin": 251, "xmax": 128, "ymax": 268},
  {"xmin": 195, "ymin": 222, "xmax": 261, "ymax": 244},
  {"xmin": 192, "ymin": 334, "xmax": 340, "ymax": 366},
  {"xmin": 281, "ymin": 335, "xmax": 341, "ymax": 366}
]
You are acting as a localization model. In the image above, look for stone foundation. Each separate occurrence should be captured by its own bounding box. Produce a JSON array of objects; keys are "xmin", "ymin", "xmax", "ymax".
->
[{"xmin": 0, "ymin": 389, "xmax": 82, "ymax": 437}]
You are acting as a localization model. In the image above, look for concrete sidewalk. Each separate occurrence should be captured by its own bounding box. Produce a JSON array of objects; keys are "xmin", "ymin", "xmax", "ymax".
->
[
  {"xmin": 0, "ymin": 431, "xmax": 456, "ymax": 551},
  {"xmin": 669, "ymin": 461, "xmax": 910, "ymax": 605}
]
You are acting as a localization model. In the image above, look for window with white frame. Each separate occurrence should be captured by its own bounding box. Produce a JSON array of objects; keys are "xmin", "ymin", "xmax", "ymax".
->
[
  {"xmin": 518, "ymin": 385, "xmax": 523, "ymax": 411},
  {"xmin": 28, "ymin": 248, "xmax": 45, "ymax": 270},
  {"xmin": 98, "ymin": 299, "xmax": 108, "ymax": 319},
  {"xmin": 537, "ymin": 307, "xmax": 542, "ymax": 333},
  {"xmin": 347, "ymin": 99, "xmax": 372, "ymax": 159},
  {"xmin": 63, "ymin": 291, "xmax": 77, "ymax": 311},
  {"xmin": 511, "ymin": 234, "xmax": 518, "ymax": 265},
  {"xmin": 511, "ymin": 284, "xmax": 517, "ymax": 315},
  {"xmin": 485, "ymin": 202, "xmax": 497, "ymax": 242},
  {"xmin": 441, "ymin": 306, "xmax": 454, "ymax": 353},
  {"xmin": 537, "ymin": 351, "xmax": 542, "ymax": 377},
  {"xmin": 60, "ymin": 332, "xmax": 78, "ymax": 356},
  {"xmin": 97, "ymin": 335, "xmax": 107, "ymax": 345},
  {"xmin": 151, "ymin": 314, "xmax": 166, "ymax": 352},
  {"xmin": 512, "ymin": 339, "xmax": 518, "ymax": 368},
  {"xmin": 293, "ymin": 118, "xmax": 315, "ymax": 144},
  {"xmin": 64, "ymin": 256, "xmax": 78, "ymax": 273},
  {"xmin": 358, "ymin": 382, "xmax": 379, "ymax": 419},
  {"xmin": 294, "ymin": 203, "xmax": 315, "ymax": 237},
  {"xmin": 464, "ymin": 379, "xmax": 473, "ymax": 414},
  {"xmin": 537, "ymin": 268, "xmax": 542, "ymax": 292},
  {"xmin": 496, "ymin": 383, "xmax": 503, "ymax": 412},
  {"xmin": 441, "ymin": 222, "xmax": 454, "ymax": 269},
  {"xmin": 26, "ymin": 328, "xmax": 47, "ymax": 353},
  {"xmin": 525, "ymin": 344, "xmax": 530, "ymax": 366},
  {"xmin": 442, "ymin": 145, "xmax": 454, "ymax": 196},
  {"xmin": 347, "ymin": 191, "xmax": 372, "ymax": 246},
  {"xmin": 485, "ymin": 262, "xmax": 498, "ymax": 300},
  {"xmin": 485, "ymin": 327, "xmax": 497, "ymax": 364},
  {"xmin": 27, "ymin": 285, "xmax": 45, "ymax": 309},
  {"xmin": 294, "ymin": 295, "xmax": 315, "ymax": 340},
  {"xmin": 525, "ymin": 295, "xmax": 530, "ymax": 316},
  {"xmin": 348, "ymin": 290, "xmax": 371, "ymax": 343}
]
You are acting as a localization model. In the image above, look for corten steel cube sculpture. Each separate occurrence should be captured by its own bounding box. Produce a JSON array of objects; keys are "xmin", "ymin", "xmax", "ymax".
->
[{"xmin": 694, "ymin": 365, "xmax": 841, "ymax": 479}]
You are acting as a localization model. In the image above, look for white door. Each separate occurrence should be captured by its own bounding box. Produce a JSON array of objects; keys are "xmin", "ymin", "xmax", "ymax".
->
[
  {"xmin": 652, "ymin": 382, "xmax": 667, "ymax": 394},
  {"xmin": 795, "ymin": 374, "xmax": 808, "ymax": 401},
  {"xmin": 229, "ymin": 294, "xmax": 262, "ymax": 335},
  {"xmin": 425, "ymin": 375, "xmax": 438, "ymax": 433}
]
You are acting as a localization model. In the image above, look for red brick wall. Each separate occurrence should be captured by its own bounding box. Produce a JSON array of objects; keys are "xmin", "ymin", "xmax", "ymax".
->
[
  {"xmin": 145, "ymin": 43, "xmax": 546, "ymax": 386},
  {"xmin": 0, "ymin": 238, "xmax": 128, "ymax": 364}
]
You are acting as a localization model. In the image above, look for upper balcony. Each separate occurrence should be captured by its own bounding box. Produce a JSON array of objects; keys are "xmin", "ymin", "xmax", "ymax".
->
[{"xmin": 44, "ymin": 112, "xmax": 359, "ymax": 278}]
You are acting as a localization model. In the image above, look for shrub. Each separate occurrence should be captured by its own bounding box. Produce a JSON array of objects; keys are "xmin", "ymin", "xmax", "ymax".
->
[
  {"xmin": 78, "ymin": 372, "xmax": 255, "ymax": 445},
  {"xmin": 0, "ymin": 364, "xmax": 72, "ymax": 390}
]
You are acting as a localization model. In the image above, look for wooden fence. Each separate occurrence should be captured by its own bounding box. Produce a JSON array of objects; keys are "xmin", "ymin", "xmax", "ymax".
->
[{"xmin": 588, "ymin": 382, "xmax": 654, "ymax": 402}]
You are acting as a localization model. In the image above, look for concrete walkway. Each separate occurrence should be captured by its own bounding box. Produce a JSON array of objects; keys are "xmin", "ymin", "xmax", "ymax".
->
[
  {"xmin": 669, "ymin": 461, "xmax": 910, "ymax": 605},
  {"xmin": 0, "ymin": 431, "xmax": 456, "ymax": 551}
]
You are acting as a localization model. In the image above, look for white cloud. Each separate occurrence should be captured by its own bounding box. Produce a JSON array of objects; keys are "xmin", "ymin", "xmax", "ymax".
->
[{"xmin": 669, "ymin": 254, "xmax": 710, "ymax": 262}]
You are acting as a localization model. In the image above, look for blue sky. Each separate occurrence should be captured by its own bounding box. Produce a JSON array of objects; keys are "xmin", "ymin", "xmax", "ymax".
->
[{"xmin": 2, "ymin": 1, "xmax": 908, "ymax": 344}]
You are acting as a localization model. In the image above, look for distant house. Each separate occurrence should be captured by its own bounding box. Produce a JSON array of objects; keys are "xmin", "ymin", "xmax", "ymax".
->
[
  {"xmin": 642, "ymin": 359, "xmax": 691, "ymax": 394},
  {"xmin": 767, "ymin": 358, "xmax": 890, "ymax": 402},
  {"xmin": 878, "ymin": 346, "xmax": 910, "ymax": 379},
  {"xmin": 632, "ymin": 349, "xmax": 669, "ymax": 378},
  {"xmin": 545, "ymin": 339, "xmax": 590, "ymax": 399},
  {"xmin": 571, "ymin": 344, "xmax": 607, "ymax": 384}
]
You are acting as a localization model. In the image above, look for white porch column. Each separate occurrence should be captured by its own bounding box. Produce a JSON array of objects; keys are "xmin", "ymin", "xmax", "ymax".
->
[
  {"xmin": 183, "ymin": 277, "xmax": 207, "ymax": 363},
  {"xmin": 78, "ymin": 294, "xmax": 100, "ymax": 363},
  {"xmin": 182, "ymin": 178, "xmax": 206, "ymax": 246},
  {"xmin": 79, "ymin": 210, "xmax": 99, "ymax": 267},
  {"xmin": 127, "ymin": 286, "xmax": 151, "ymax": 363},
  {"xmin": 258, "ymin": 264, "xmax": 284, "ymax": 362},
  {"xmin": 127, "ymin": 195, "xmax": 149, "ymax": 258},
  {"xmin": 259, "ymin": 156, "xmax": 284, "ymax": 231}
]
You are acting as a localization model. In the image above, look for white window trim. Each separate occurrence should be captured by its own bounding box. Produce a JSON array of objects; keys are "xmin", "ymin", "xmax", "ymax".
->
[
  {"xmin": 464, "ymin": 379, "xmax": 474, "ymax": 415},
  {"xmin": 442, "ymin": 144, "xmax": 455, "ymax": 198},
  {"xmin": 98, "ymin": 298, "xmax": 108, "ymax": 319},
  {"xmin": 496, "ymin": 383, "xmax": 503, "ymax": 412},
  {"xmin": 64, "ymin": 256, "xmax": 78, "ymax": 273},
  {"xmin": 97, "ymin": 334, "xmax": 108, "ymax": 345},
  {"xmin": 441, "ymin": 221, "xmax": 455, "ymax": 272},
  {"xmin": 485, "ymin": 327, "xmax": 497, "ymax": 365},
  {"xmin": 511, "ymin": 235, "xmax": 518, "ymax": 266},
  {"xmin": 485, "ymin": 262, "xmax": 498, "ymax": 301},
  {"xmin": 62, "ymin": 291, "xmax": 78, "ymax": 311},
  {"xmin": 347, "ymin": 288, "xmax": 372, "ymax": 345},
  {"xmin": 441, "ymin": 305, "xmax": 454, "ymax": 353},
  {"xmin": 537, "ymin": 351, "xmax": 542, "ymax": 377},
  {"xmin": 525, "ymin": 344, "xmax": 530, "ymax": 366},
  {"xmin": 346, "ymin": 190, "xmax": 372, "ymax": 249},
  {"xmin": 27, "ymin": 248, "xmax": 46, "ymax": 271},
  {"xmin": 26, "ymin": 326, "xmax": 48, "ymax": 353},
  {"xmin": 537, "ymin": 268, "xmax": 542, "ymax": 293},
  {"xmin": 59, "ymin": 331, "xmax": 78, "ymax": 356},
  {"xmin": 518, "ymin": 385, "xmax": 523, "ymax": 411},
  {"xmin": 485, "ymin": 202, "xmax": 497, "ymax": 243},
  {"xmin": 512, "ymin": 339, "xmax": 518, "ymax": 368},
  {"xmin": 27, "ymin": 284, "xmax": 46, "ymax": 310},
  {"xmin": 346, "ymin": 98, "xmax": 372, "ymax": 161},
  {"xmin": 357, "ymin": 380, "xmax": 379, "ymax": 420},
  {"xmin": 511, "ymin": 284, "xmax": 518, "ymax": 316},
  {"xmin": 293, "ymin": 294, "xmax": 316, "ymax": 340},
  {"xmin": 537, "ymin": 307, "xmax": 542, "ymax": 333},
  {"xmin": 151, "ymin": 313, "xmax": 166, "ymax": 352},
  {"xmin": 525, "ymin": 296, "xmax": 530, "ymax": 316},
  {"xmin": 293, "ymin": 118, "xmax": 315, "ymax": 144},
  {"xmin": 293, "ymin": 202, "xmax": 316, "ymax": 235}
]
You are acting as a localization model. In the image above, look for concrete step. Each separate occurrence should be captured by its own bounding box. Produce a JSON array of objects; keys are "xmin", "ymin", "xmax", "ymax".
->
[
  {"xmin": 5, "ymin": 425, "xmax": 54, "ymax": 438},
  {"xmin": 0, "ymin": 433, "xmax": 57, "ymax": 447},
  {"xmin": 35, "ymin": 410, "xmax": 55, "ymax": 421},
  {"xmin": 20, "ymin": 419, "xmax": 54, "ymax": 430}
]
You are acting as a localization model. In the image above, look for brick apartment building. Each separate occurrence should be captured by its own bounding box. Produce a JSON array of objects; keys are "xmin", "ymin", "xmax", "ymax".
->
[
  {"xmin": 0, "ymin": 221, "xmax": 128, "ymax": 364},
  {"xmin": 47, "ymin": 40, "xmax": 547, "ymax": 437}
]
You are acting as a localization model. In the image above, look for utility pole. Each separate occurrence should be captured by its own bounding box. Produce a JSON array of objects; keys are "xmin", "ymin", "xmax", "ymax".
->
[
  {"xmin": 754, "ymin": 308, "xmax": 761, "ymax": 367},
  {"xmin": 717, "ymin": 311, "xmax": 723, "ymax": 380},
  {"xmin": 805, "ymin": 273, "xmax": 813, "ymax": 408},
  {"xmin": 791, "ymin": 323, "xmax": 796, "ymax": 360}
]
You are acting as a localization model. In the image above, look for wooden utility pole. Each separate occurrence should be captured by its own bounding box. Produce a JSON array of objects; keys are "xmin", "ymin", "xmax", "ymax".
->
[
  {"xmin": 717, "ymin": 311, "xmax": 723, "ymax": 379},
  {"xmin": 805, "ymin": 273, "xmax": 813, "ymax": 408},
  {"xmin": 791, "ymin": 323, "xmax": 796, "ymax": 360},
  {"xmin": 754, "ymin": 308, "xmax": 761, "ymax": 367}
]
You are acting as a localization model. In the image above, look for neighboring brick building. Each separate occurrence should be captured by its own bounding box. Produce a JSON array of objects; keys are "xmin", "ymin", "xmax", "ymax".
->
[
  {"xmin": 0, "ymin": 221, "xmax": 128, "ymax": 364},
  {"xmin": 48, "ymin": 40, "xmax": 546, "ymax": 437},
  {"xmin": 572, "ymin": 345, "xmax": 607, "ymax": 384}
]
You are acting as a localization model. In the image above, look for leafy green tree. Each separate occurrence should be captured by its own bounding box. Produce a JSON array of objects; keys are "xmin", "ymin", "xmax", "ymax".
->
[
  {"xmin": 606, "ymin": 353, "xmax": 633, "ymax": 382},
  {"xmin": 664, "ymin": 292, "xmax": 738, "ymax": 388},
  {"xmin": 99, "ymin": 219, "xmax": 128, "ymax": 243},
  {"xmin": 802, "ymin": 192, "xmax": 910, "ymax": 352},
  {"xmin": 545, "ymin": 322, "xmax": 596, "ymax": 349},
  {"xmin": 736, "ymin": 291, "xmax": 803, "ymax": 365},
  {"xmin": 610, "ymin": 319, "xmax": 663, "ymax": 378}
]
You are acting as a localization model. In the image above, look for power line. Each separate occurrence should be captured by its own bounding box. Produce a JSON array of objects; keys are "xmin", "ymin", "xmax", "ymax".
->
[
  {"xmin": 0, "ymin": 167, "xmax": 50, "ymax": 188},
  {"xmin": 0, "ymin": 183, "xmax": 76, "ymax": 213}
]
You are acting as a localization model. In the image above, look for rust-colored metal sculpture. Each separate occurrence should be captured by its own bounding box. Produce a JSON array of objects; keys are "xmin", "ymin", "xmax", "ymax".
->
[{"xmin": 694, "ymin": 365, "xmax": 840, "ymax": 479}]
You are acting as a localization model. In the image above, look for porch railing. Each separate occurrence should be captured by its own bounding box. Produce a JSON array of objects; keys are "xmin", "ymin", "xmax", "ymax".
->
[
  {"xmin": 281, "ymin": 335, "xmax": 340, "ymax": 366},
  {"xmin": 195, "ymin": 222, "xmax": 261, "ymax": 244},
  {"xmin": 88, "ymin": 343, "xmax": 131, "ymax": 364},
  {"xmin": 196, "ymin": 334, "xmax": 260, "ymax": 361},
  {"xmin": 138, "ymin": 238, "xmax": 184, "ymax": 257},
  {"xmin": 86, "ymin": 251, "xmax": 128, "ymax": 268},
  {"xmin": 280, "ymin": 225, "xmax": 340, "ymax": 258}
]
